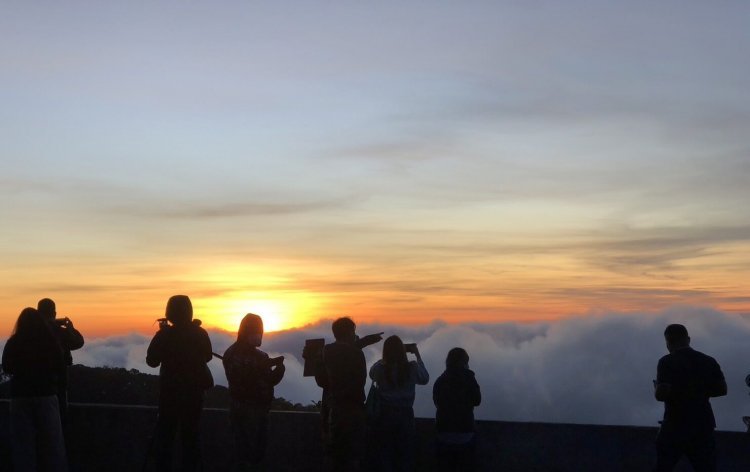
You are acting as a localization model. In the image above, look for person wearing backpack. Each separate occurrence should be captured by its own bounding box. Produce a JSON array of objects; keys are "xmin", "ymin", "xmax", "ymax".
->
[{"xmin": 146, "ymin": 295, "xmax": 213, "ymax": 471}]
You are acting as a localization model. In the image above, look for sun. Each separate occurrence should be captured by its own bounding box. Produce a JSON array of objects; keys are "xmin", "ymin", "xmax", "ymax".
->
[{"xmin": 198, "ymin": 292, "xmax": 321, "ymax": 333}]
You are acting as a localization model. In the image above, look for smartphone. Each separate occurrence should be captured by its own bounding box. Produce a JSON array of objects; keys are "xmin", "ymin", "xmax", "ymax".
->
[{"xmin": 404, "ymin": 343, "xmax": 417, "ymax": 353}]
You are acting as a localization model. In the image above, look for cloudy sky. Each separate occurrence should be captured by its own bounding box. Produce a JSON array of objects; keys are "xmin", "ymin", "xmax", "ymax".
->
[{"xmin": 2, "ymin": 2, "xmax": 750, "ymax": 335}]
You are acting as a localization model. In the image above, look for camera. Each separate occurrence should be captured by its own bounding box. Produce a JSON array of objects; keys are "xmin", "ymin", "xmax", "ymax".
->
[{"xmin": 54, "ymin": 317, "xmax": 70, "ymax": 327}]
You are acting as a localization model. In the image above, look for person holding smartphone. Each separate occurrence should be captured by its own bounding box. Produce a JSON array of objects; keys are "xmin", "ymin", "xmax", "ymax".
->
[
  {"xmin": 223, "ymin": 313, "xmax": 285, "ymax": 471},
  {"xmin": 368, "ymin": 336, "xmax": 429, "ymax": 471}
]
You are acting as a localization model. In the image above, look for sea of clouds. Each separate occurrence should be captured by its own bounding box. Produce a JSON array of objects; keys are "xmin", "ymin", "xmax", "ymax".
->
[{"xmin": 39, "ymin": 307, "xmax": 750, "ymax": 431}]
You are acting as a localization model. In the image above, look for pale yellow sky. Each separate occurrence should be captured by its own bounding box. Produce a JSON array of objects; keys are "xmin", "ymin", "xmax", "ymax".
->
[{"xmin": 2, "ymin": 2, "xmax": 750, "ymax": 336}]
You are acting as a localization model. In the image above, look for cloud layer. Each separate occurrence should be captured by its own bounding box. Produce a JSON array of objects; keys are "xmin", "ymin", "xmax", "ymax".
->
[{"xmin": 66, "ymin": 307, "xmax": 750, "ymax": 431}]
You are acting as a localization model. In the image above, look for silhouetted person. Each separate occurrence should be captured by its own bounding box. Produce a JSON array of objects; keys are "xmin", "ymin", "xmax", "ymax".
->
[
  {"xmin": 310, "ymin": 317, "xmax": 382, "ymax": 472},
  {"xmin": 223, "ymin": 313, "xmax": 285, "ymax": 471},
  {"xmin": 369, "ymin": 336, "xmax": 429, "ymax": 471},
  {"xmin": 2, "ymin": 307, "xmax": 67, "ymax": 471},
  {"xmin": 37, "ymin": 298, "xmax": 84, "ymax": 426},
  {"xmin": 653, "ymin": 324, "xmax": 727, "ymax": 472},
  {"xmin": 146, "ymin": 295, "xmax": 213, "ymax": 472},
  {"xmin": 433, "ymin": 348, "xmax": 481, "ymax": 472}
]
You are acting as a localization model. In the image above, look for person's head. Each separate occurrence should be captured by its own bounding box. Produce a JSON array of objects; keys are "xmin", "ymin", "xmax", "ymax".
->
[
  {"xmin": 446, "ymin": 347, "xmax": 470, "ymax": 370},
  {"xmin": 238, "ymin": 313, "xmax": 264, "ymax": 346},
  {"xmin": 165, "ymin": 295, "xmax": 193, "ymax": 326},
  {"xmin": 37, "ymin": 298, "xmax": 56, "ymax": 320},
  {"xmin": 382, "ymin": 335, "xmax": 407, "ymax": 366},
  {"xmin": 332, "ymin": 317, "xmax": 356, "ymax": 344},
  {"xmin": 664, "ymin": 324, "xmax": 690, "ymax": 353},
  {"xmin": 13, "ymin": 307, "xmax": 44, "ymax": 337}
]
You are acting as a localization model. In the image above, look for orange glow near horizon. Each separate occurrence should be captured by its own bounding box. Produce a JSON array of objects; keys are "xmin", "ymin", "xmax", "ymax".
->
[
  {"xmin": 2, "ymin": 246, "xmax": 750, "ymax": 339},
  {"xmin": 198, "ymin": 292, "xmax": 324, "ymax": 333}
]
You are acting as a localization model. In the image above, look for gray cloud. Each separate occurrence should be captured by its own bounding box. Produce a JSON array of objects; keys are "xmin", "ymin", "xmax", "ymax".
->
[
  {"xmin": 110, "ymin": 198, "xmax": 352, "ymax": 220},
  {"xmin": 53, "ymin": 308, "xmax": 750, "ymax": 431}
]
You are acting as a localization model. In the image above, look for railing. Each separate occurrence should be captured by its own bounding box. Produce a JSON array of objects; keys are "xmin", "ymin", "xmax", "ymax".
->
[{"xmin": 1, "ymin": 401, "xmax": 748, "ymax": 471}]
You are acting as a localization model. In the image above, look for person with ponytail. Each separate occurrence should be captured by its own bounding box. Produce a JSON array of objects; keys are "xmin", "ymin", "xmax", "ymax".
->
[{"xmin": 368, "ymin": 335, "xmax": 429, "ymax": 471}]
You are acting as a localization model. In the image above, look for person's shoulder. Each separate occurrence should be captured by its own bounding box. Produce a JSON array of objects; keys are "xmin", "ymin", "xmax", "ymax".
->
[
  {"xmin": 224, "ymin": 341, "xmax": 239, "ymax": 356},
  {"xmin": 192, "ymin": 323, "xmax": 209, "ymax": 336},
  {"xmin": 254, "ymin": 348, "xmax": 270, "ymax": 360},
  {"xmin": 3, "ymin": 335, "xmax": 19, "ymax": 350},
  {"xmin": 150, "ymin": 328, "xmax": 169, "ymax": 341},
  {"xmin": 688, "ymin": 347, "xmax": 713, "ymax": 359},
  {"xmin": 689, "ymin": 348, "xmax": 721, "ymax": 366},
  {"xmin": 657, "ymin": 352, "xmax": 673, "ymax": 365},
  {"xmin": 323, "ymin": 342, "xmax": 336, "ymax": 356},
  {"xmin": 325, "ymin": 341, "xmax": 356, "ymax": 355}
]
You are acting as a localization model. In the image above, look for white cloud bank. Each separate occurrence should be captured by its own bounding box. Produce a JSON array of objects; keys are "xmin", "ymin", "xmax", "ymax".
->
[{"xmin": 66, "ymin": 307, "xmax": 750, "ymax": 431}]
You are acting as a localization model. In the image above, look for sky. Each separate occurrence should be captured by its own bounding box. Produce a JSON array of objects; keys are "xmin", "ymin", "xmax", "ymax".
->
[{"xmin": 2, "ymin": 2, "xmax": 750, "ymax": 336}]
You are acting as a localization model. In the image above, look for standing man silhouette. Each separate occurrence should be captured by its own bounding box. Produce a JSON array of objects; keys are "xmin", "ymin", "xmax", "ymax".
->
[
  {"xmin": 653, "ymin": 324, "xmax": 727, "ymax": 472},
  {"xmin": 37, "ymin": 298, "xmax": 84, "ymax": 426},
  {"xmin": 311, "ymin": 317, "xmax": 382, "ymax": 472}
]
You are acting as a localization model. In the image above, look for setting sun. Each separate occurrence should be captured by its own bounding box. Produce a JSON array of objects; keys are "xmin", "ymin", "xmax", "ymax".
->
[{"xmin": 198, "ymin": 292, "xmax": 323, "ymax": 333}]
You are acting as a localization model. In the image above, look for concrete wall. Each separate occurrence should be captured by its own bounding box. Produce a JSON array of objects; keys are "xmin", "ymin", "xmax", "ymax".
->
[{"xmin": 1, "ymin": 401, "xmax": 748, "ymax": 471}]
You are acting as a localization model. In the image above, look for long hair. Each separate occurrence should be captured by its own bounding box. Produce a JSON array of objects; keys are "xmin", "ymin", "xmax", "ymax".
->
[
  {"xmin": 12, "ymin": 307, "xmax": 45, "ymax": 338},
  {"xmin": 382, "ymin": 335, "xmax": 409, "ymax": 387}
]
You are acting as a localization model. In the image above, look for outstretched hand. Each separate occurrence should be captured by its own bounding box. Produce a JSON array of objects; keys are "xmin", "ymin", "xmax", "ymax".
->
[{"xmin": 358, "ymin": 332, "xmax": 384, "ymax": 348}]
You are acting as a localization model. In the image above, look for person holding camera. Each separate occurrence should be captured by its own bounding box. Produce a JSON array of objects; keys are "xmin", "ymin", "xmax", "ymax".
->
[
  {"xmin": 222, "ymin": 313, "xmax": 285, "ymax": 471},
  {"xmin": 368, "ymin": 336, "xmax": 429, "ymax": 471},
  {"xmin": 37, "ymin": 298, "xmax": 84, "ymax": 426},
  {"xmin": 146, "ymin": 295, "xmax": 213, "ymax": 472}
]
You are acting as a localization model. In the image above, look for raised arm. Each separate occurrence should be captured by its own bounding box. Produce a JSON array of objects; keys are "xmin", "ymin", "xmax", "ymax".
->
[
  {"xmin": 146, "ymin": 331, "xmax": 164, "ymax": 368},
  {"xmin": 60, "ymin": 320, "xmax": 84, "ymax": 351},
  {"xmin": 412, "ymin": 347, "xmax": 429, "ymax": 385}
]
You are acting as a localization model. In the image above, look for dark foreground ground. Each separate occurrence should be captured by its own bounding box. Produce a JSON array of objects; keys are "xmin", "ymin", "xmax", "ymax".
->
[{"xmin": 1, "ymin": 401, "xmax": 748, "ymax": 471}]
